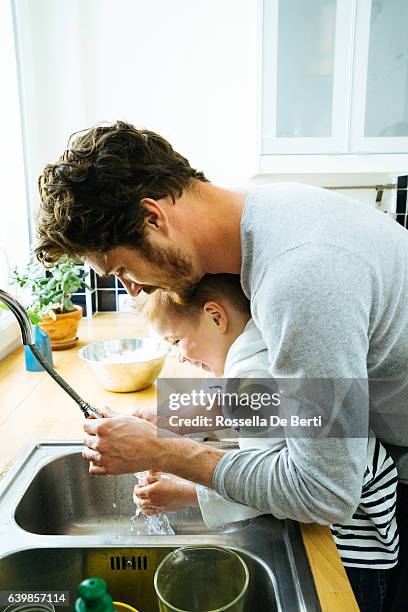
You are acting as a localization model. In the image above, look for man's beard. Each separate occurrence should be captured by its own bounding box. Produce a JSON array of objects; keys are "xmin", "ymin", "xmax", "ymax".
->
[{"xmin": 138, "ymin": 239, "xmax": 201, "ymax": 300}]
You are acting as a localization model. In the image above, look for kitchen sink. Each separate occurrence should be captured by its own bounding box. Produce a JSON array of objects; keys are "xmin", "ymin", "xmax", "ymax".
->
[
  {"xmin": 0, "ymin": 546, "xmax": 277, "ymax": 611},
  {"xmin": 0, "ymin": 442, "xmax": 321, "ymax": 611},
  {"xmin": 14, "ymin": 452, "xmax": 211, "ymax": 536}
]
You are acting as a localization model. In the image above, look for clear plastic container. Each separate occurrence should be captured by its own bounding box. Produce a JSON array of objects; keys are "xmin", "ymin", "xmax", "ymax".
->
[
  {"xmin": 154, "ymin": 545, "xmax": 249, "ymax": 612},
  {"xmin": 3, "ymin": 604, "xmax": 55, "ymax": 612}
]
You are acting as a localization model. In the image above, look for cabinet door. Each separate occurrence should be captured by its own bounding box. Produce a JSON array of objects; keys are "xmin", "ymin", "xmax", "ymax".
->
[
  {"xmin": 350, "ymin": 0, "xmax": 408, "ymax": 153},
  {"xmin": 261, "ymin": 0, "xmax": 354, "ymax": 154}
]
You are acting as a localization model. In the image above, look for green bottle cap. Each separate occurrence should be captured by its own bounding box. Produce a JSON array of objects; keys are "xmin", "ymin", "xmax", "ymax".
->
[{"xmin": 75, "ymin": 577, "xmax": 114, "ymax": 612}]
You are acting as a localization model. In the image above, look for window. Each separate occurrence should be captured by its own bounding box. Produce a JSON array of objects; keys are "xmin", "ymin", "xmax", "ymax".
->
[{"xmin": 0, "ymin": 0, "xmax": 30, "ymax": 359}]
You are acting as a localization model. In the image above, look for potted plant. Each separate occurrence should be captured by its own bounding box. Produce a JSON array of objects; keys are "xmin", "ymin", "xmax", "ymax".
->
[{"xmin": 11, "ymin": 257, "xmax": 88, "ymax": 350}]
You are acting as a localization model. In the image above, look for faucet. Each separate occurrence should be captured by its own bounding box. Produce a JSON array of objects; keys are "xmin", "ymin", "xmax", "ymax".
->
[{"xmin": 0, "ymin": 288, "xmax": 102, "ymax": 418}]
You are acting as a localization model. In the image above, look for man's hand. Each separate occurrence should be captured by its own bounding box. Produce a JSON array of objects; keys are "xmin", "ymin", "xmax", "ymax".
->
[
  {"xmin": 83, "ymin": 415, "xmax": 164, "ymax": 475},
  {"xmin": 82, "ymin": 414, "xmax": 226, "ymax": 487},
  {"xmin": 133, "ymin": 471, "xmax": 198, "ymax": 515}
]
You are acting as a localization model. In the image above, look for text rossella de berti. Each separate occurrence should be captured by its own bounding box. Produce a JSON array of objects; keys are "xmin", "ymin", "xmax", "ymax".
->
[{"xmin": 164, "ymin": 389, "xmax": 322, "ymax": 430}]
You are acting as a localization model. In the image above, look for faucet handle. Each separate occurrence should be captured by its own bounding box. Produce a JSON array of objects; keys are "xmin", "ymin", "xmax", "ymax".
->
[{"xmin": 82, "ymin": 403, "xmax": 104, "ymax": 419}]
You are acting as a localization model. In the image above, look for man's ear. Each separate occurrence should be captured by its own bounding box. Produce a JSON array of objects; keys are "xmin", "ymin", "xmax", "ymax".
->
[
  {"xmin": 141, "ymin": 197, "xmax": 171, "ymax": 236},
  {"xmin": 203, "ymin": 301, "xmax": 228, "ymax": 333}
]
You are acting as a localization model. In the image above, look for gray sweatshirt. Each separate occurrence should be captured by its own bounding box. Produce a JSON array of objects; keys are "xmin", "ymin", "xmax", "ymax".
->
[{"xmin": 212, "ymin": 183, "xmax": 408, "ymax": 525}]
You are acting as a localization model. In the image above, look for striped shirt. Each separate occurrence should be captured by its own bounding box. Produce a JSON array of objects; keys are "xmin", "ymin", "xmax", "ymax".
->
[{"xmin": 331, "ymin": 437, "xmax": 399, "ymax": 569}]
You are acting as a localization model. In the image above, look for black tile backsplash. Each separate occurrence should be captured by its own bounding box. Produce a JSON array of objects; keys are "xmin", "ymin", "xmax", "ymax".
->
[
  {"xmin": 71, "ymin": 266, "xmax": 125, "ymax": 316},
  {"xmin": 396, "ymin": 175, "xmax": 408, "ymax": 229},
  {"xmin": 89, "ymin": 269, "xmax": 96, "ymax": 290},
  {"xmin": 93, "ymin": 272, "xmax": 125, "ymax": 312},
  {"xmin": 96, "ymin": 275, "xmax": 115, "ymax": 289},
  {"xmin": 91, "ymin": 290, "xmax": 97, "ymax": 313},
  {"xmin": 97, "ymin": 289, "xmax": 117, "ymax": 312},
  {"xmin": 72, "ymin": 293, "xmax": 87, "ymax": 318}
]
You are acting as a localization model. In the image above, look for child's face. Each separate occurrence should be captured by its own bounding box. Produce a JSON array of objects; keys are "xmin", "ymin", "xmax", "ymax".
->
[{"xmin": 151, "ymin": 303, "xmax": 233, "ymax": 376}]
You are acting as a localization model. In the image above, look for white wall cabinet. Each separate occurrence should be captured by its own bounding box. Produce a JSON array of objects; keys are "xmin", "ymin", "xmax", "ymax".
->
[
  {"xmin": 261, "ymin": 0, "xmax": 408, "ymax": 173},
  {"xmin": 351, "ymin": 0, "xmax": 408, "ymax": 153}
]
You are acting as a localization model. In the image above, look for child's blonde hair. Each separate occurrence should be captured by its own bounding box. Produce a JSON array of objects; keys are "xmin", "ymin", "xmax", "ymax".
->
[{"xmin": 141, "ymin": 274, "xmax": 250, "ymax": 324}]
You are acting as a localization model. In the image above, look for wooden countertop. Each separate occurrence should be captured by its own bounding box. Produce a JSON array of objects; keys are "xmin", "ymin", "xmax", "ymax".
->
[{"xmin": 0, "ymin": 313, "xmax": 358, "ymax": 611}]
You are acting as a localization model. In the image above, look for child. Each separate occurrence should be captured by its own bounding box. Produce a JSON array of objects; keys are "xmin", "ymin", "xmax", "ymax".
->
[
  {"xmin": 134, "ymin": 274, "xmax": 398, "ymax": 611},
  {"xmin": 136, "ymin": 274, "xmax": 280, "ymax": 527}
]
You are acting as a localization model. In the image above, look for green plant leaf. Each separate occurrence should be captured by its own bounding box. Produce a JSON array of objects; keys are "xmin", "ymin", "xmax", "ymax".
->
[
  {"xmin": 28, "ymin": 311, "xmax": 43, "ymax": 325},
  {"xmin": 46, "ymin": 278, "xmax": 57, "ymax": 290},
  {"xmin": 50, "ymin": 291, "xmax": 63, "ymax": 302},
  {"xmin": 9, "ymin": 257, "xmax": 86, "ymax": 316}
]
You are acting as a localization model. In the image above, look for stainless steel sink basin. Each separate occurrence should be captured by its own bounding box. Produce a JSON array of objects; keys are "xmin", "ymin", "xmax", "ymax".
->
[
  {"xmin": 0, "ymin": 547, "xmax": 277, "ymax": 611},
  {"xmin": 0, "ymin": 442, "xmax": 321, "ymax": 611},
  {"xmin": 14, "ymin": 453, "xmax": 211, "ymax": 536}
]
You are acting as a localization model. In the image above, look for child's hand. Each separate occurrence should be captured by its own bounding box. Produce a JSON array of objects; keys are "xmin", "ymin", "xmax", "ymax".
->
[
  {"xmin": 133, "ymin": 470, "xmax": 198, "ymax": 516},
  {"xmin": 131, "ymin": 405, "xmax": 157, "ymax": 425}
]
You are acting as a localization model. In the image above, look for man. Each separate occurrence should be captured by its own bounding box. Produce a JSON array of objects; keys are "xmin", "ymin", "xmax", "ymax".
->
[{"xmin": 36, "ymin": 121, "xmax": 408, "ymax": 609}]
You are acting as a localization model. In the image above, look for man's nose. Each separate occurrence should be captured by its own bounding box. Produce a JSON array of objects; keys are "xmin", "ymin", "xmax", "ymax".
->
[
  {"xmin": 121, "ymin": 278, "xmax": 143, "ymax": 297},
  {"xmin": 178, "ymin": 352, "xmax": 187, "ymax": 364}
]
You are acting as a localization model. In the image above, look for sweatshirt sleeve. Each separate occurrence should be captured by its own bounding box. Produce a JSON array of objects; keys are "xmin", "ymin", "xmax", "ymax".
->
[{"xmin": 213, "ymin": 244, "xmax": 375, "ymax": 524}]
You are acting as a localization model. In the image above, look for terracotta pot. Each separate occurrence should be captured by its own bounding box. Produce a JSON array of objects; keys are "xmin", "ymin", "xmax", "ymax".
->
[{"xmin": 38, "ymin": 305, "xmax": 83, "ymax": 350}]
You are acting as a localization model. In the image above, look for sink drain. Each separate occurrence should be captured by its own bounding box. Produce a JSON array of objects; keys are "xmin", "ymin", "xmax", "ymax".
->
[{"xmin": 110, "ymin": 556, "xmax": 148, "ymax": 571}]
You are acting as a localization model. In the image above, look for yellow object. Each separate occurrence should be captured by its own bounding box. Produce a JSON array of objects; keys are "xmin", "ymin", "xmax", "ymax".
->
[{"xmin": 113, "ymin": 603, "xmax": 139, "ymax": 612}]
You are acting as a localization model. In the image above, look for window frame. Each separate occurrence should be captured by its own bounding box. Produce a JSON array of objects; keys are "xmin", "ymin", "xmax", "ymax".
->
[{"xmin": 0, "ymin": 0, "xmax": 31, "ymax": 360}]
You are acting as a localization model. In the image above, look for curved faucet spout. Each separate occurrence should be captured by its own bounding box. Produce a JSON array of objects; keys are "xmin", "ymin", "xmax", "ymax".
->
[
  {"xmin": 0, "ymin": 287, "xmax": 102, "ymax": 418},
  {"xmin": 0, "ymin": 288, "xmax": 34, "ymax": 345}
]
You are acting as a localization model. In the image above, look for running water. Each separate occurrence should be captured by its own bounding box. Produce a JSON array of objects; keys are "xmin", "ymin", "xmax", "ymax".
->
[{"xmin": 132, "ymin": 471, "xmax": 175, "ymax": 535}]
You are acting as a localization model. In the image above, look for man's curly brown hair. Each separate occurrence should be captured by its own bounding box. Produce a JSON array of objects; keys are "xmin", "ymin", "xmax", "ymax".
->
[{"xmin": 35, "ymin": 121, "xmax": 208, "ymax": 265}]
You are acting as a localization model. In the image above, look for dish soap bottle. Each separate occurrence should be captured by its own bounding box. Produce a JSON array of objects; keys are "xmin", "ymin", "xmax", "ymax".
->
[
  {"xmin": 75, "ymin": 578, "xmax": 139, "ymax": 612},
  {"xmin": 75, "ymin": 578, "xmax": 114, "ymax": 612}
]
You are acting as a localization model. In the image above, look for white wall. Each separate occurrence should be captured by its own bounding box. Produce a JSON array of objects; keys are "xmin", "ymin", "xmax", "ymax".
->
[
  {"xmin": 13, "ymin": 0, "xmax": 258, "ymax": 222},
  {"xmin": 13, "ymin": 0, "xmax": 395, "ymax": 224}
]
